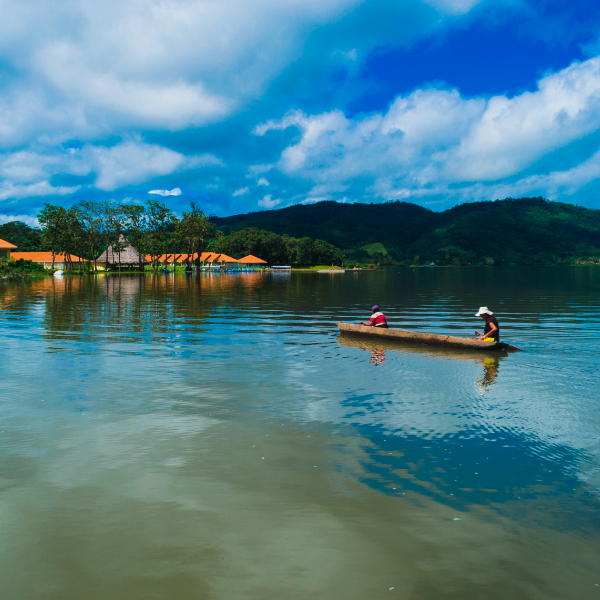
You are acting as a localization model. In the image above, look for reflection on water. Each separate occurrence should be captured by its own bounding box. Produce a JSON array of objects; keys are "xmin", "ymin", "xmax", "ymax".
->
[
  {"xmin": 338, "ymin": 333, "xmax": 505, "ymax": 391},
  {"xmin": 1, "ymin": 268, "xmax": 600, "ymax": 599}
]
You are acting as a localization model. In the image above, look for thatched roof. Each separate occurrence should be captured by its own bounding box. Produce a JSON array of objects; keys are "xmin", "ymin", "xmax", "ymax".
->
[{"xmin": 96, "ymin": 235, "xmax": 147, "ymax": 264}]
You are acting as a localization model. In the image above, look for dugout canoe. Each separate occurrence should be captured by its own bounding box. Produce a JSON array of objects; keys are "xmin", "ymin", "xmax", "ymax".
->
[{"xmin": 337, "ymin": 323, "xmax": 522, "ymax": 352}]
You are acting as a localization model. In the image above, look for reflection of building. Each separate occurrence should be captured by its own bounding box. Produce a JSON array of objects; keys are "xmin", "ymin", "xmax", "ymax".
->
[
  {"xmin": 97, "ymin": 236, "xmax": 147, "ymax": 270},
  {"xmin": 0, "ymin": 237, "xmax": 17, "ymax": 259},
  {"xmin": 11, "ymin": 252, "xmax": 84, "ymax": 269}
]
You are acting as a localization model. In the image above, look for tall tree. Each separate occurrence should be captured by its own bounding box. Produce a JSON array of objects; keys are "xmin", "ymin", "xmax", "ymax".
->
[
  {"xmin": 121, "ymin": 204, "xmax": 148, "ymax": 272},
  {"xmin": 75, "ymin": 200, "xmax": 102, "ymax": 271},
  {"xmin": 97, "ymin": 200, "xmax": 120, "ymax": 268},
  {"xmin": 63, "ymin": 207, "xmax": 86, "ymax": 271},
  {"xmin": 38, "ymin": 204, "xmax": 68, "ymax": 270},
  {"xmin": 145, "ymin": 199, "xmax": 176, "ymax": 271},
  {"xmin": 176, "ymin": 202, "xmax": 214, "ymax": 266}
]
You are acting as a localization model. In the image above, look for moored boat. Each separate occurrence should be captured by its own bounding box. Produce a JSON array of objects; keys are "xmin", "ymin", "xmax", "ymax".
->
[{"xmin": 337, "ymin": 322, "xmax": 522, "ymax": 352}]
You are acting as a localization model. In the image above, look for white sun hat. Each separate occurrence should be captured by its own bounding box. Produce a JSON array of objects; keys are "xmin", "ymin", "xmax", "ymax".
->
[{"xmin": 475, "ymin": 307, "xmax": 493, "ymax": 316}]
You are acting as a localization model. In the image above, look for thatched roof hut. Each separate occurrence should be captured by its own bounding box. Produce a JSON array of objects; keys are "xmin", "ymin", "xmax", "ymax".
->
[{"xmin": 96, "ymin": 235, "xmax": 147, "ymax": 267}]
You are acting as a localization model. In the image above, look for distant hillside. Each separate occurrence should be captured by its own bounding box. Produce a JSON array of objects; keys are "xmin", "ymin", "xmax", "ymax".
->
[{"xmin": 212, "ymin": 198, "xmax": 600, "ymax": 264}]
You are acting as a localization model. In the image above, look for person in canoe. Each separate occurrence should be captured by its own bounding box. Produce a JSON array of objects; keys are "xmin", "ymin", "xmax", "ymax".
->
[
  {"xmin": 475, "ymin": 307, "xmax": 499, "ymax": 342},
  {"xmin": 359, "ymin": 305, "xmax": 388, "ymax": 329}
]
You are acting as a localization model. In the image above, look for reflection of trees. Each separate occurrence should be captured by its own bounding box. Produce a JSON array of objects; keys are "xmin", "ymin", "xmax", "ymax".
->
[{"xmin": 39, "ymin": 272, "xmax": 275, "ymax": 344}]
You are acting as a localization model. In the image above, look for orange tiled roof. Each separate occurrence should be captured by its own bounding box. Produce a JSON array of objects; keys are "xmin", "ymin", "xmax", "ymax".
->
[
  {"xmin": 144, "ymin": 254, "xmax": 190, "ymax": 262},
  {"xmin": 237, "ymin": 254, "xmax": 267, "ymax": 264},
  {"xmin": 199, "ymin": 252, "xmax": 219, "ymax": 262},
  {"xmin": 0, "ymin": 237, "xmax": 17, "ymax": 249},
  {"xmin": 216, "ymin": 254, "xmax": 239, "ymax": 262},
  {"xmin": 144, "ymin": 252, "xmax": 241, "ymax": 263},
  {"xmin": 198, "ymin": 252, "xmax": 239, "ymax": 262},
  {"xmin": 11, "ymin": 252, "xmax": 84, "ymax": 262}
]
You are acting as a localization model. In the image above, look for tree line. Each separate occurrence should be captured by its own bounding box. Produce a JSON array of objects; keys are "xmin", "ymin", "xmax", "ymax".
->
[
  {"xmin": 38, "ymin": 199, "xmax": 213, "ymax": 271},
  {"xmin": 33, "ymin": 201, "xmax": 345, "ymax": 270},
  {"xmin": 212, "ymin": 227, "xmax": 345, "ymax": 266}
]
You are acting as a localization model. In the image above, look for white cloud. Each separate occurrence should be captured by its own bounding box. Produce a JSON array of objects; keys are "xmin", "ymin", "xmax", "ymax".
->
[
  {"xmin": 0, "ymin": 181, "xmax": 80, "ymax": 201},
  {"xmin": 258, "ymin": 194, "xmax": 281, "ymax": 208},
  {"xmin": 232, "ymin": 187, "xmax": 249, "ymax": 196},
  {"xmin": 256, "ymin": 56, "xmax": 600, "ymax": 203},
  {"xmin": 247, "ymin": 164, "xmax": 274, "ymax": 175},
  {"xmin": 0, "ymin": 139, "xmax": 222, "ymax": 199},
  {"xmin": 148, "ymin": 188, "xmax": 182, "ymax": 196},
  {"xmin": 0, "ymin": 0, "xmax": 386, "ymax": 146},
  {"xmin": 339, "ymin": 49, "xmax": 357, "ymax": 61},
  {"xmin": 257, "ymin": 177, "xmax": 270, "ymax": 186},
  {"xmin": 87, "ymin": 141, "xmax": 186, "ymax": 191},
  {"xmin": 0, "ymin": 214, "xmax": 40, "ymax": 227}
]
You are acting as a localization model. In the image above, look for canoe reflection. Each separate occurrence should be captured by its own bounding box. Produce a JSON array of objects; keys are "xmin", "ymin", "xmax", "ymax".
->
[
  {"xmin": 337, "ymin": 333, "xmax": 505, "ymax": 387},
  {"xmin": 337, "ymin": 332, "xmax": 509, "ymax": 360}
]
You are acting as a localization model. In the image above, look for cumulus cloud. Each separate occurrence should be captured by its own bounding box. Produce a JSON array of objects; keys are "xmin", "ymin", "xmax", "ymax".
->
[
  {"xmin": 257, "ymin": 56, "xmax": 600, "ymax": 203},
  {"xmin": 1, "ymin": 0, "xmax": 404, "ymax": 146},
  {"xmin": 148, "ymin": 188, "xmax": 182, "ymax": 196},
  {"xmin": 1, "ymin": 0, "xmax": 594, "ymax": 214},
  {"xmin": 0, "ymin": 214, "xmax": 40, "ymax": 227},
  {"xmin": 247, "ymin": 164, "xmax": 274, "ymax": 175},
  {"xmin": 0, "ymin": 181, "xmax": 80, "ymax": 201},
  {"xmin": 86, "ymin": 141, "xmax": 187, "ymax": 191},
  {"xmin": 258, "ymin": 194, "xmax": 281, "ymax": 208},
  {"xmin": 0, "ymin": 139, "xmax": 221, "ymax": 206}
]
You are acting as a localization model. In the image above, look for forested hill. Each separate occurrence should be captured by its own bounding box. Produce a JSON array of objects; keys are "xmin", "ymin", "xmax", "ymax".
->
[{"xmin": 211, "ymin": 197, "xmax": 600, "ymax": 264}]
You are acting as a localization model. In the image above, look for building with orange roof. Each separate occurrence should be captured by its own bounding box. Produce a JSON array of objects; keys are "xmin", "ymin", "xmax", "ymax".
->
[
  {"xmin": 144, "ymin": 253, "xmax": 189, "ymax": 265},
  {"xmin": 0, "ymin": 237, "xmax": 17, "ymax": 259},
  {"xmin": 11, "ymin": 252, "xmax": 85, "ymax": 269},
  {"xmin": 237, "ymin": 255, "xmax": 268, "ymax": 266},
  {"xmin": 197, "ymin": 252, "xmax": 239, "ymax": 266}
]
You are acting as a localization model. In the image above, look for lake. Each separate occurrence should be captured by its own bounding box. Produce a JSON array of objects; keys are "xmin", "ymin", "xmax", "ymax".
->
[{"xmin": 1, "ymin": 267, "xmax": 599, "ymax": 599}]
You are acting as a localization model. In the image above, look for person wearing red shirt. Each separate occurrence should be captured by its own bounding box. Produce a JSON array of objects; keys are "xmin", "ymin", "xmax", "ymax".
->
[{"xmin": 360, "ymin": 305, "xmax": 388, "ymax": 329}]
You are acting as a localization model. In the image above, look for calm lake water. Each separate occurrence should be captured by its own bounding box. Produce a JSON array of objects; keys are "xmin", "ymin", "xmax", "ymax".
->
[{"xmin": 1, "ymin": 267, "xmax": 600, "ymax": 599}]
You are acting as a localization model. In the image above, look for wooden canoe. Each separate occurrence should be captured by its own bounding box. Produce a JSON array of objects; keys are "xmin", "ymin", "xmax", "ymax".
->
[{"xmin": 337, "ymin": 323, "xmax": 522, "ymax": 352}]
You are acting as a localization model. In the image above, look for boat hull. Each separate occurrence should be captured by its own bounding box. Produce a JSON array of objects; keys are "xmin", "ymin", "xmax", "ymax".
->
[{"xmin": 337, "ymin": 323, "xmax": 521, "ymax": 352}]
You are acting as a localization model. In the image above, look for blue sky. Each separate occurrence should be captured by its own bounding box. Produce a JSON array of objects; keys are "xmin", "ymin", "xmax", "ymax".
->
[{"xmin": 2, "ymin": 0, "xmax": 600, "ymax": 223}]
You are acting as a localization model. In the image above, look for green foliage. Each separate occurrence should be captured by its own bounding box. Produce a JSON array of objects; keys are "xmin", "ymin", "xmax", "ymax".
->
[
  {"xmin": 38, "ymin": 204, "xmax": 68, "ymax": 257},
  {"xmin": 175, "ymin": 202, "xmax": 213, "ymax": 263},
  {"xmin": 0, "ymin": 258, "xmax": 45, "ymax": 280},
  {"xmin": 211, "ymin": 197, "xmax": 600, "ymax": 265},
  {"xmin": 212, "ymin": 201, "xmax": 432, "ymax": 254},
  {"xmin": 0, "ymin": 221, "xmax": 43, "ymax": 251},
  {"xmin": 213, "ymin": 228, "xmax": 344, "ymax": 266},
  {"xmin": 361, "ymin": 242, "xmax": 388, "ymax": 256},
  {"xmin": 145, "ymin": 199, "xmax": 179, "ymax": 269}
]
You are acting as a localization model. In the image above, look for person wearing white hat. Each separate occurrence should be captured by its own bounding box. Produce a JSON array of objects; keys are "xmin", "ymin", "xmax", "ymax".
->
[{"xmin": 475, "ymin": 307, "xmax": 499, "ymax": 342}]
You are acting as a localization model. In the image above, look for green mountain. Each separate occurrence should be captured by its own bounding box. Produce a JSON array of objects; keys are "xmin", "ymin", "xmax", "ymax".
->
[{"xmin": 211, "ymin": 197, "xmax": 600, "ymax": 264}]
